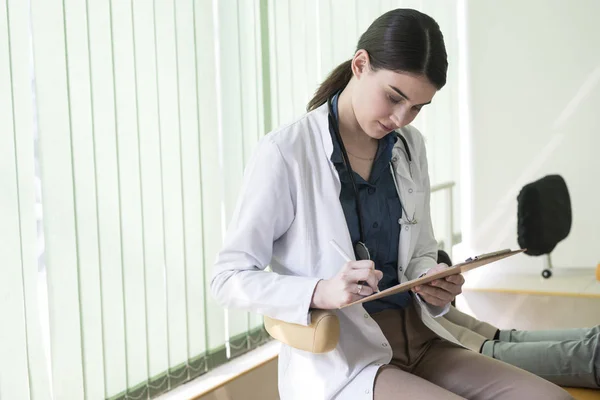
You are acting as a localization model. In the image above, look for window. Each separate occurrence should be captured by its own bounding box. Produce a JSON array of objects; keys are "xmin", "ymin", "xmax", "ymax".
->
[{"xmin": 0, "ymin": 1, "xmax": 460, "ymax": 398}]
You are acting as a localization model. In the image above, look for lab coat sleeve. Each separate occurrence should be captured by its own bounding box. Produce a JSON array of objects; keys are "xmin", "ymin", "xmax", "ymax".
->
[
  {"xmin": 404, "ymin": 131, "xmax": 449, "ymax": 318},
  {"xmin": 210, "ymin": 136, "xmax": 321, "ymax": 326}
]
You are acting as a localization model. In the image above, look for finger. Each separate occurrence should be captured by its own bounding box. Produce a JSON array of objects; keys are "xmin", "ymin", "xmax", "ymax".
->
[
  {"xmin": 364, "ymin": 272, "xmax": 381, "ymax": 293},
  {"xmin": 347, "ymin": 292, "xmax": 369, "ymax": 305},
  {"xmin": 430, "ymin": 279, "xmax": 462, "ymax": 296},
  {"xmin": 445, "ymin": 274, "xmax": 465, "ymax": 285},
  {"xmin": 347, "ymin": 260, "xmax": 375, "ymax": 270},
  {"xmin": 353, "ymin": 283, "xmax": 375, "ymax": 297},
  {"xmin": 415, "ymin": 284, "xmax": 454, "ymax": 302},
  {"xmin": 341, "ymin": 293, "xmax": 363, "ymax": 307},
  {"xmin": 427, "ymin": 263, "xmax": 449, "ymax": 275},
  {"xmin": 416, "ymin": 292, "xmax": 448, "ymax": 307},
  {"xmin": 346, "ymin": 268, "xmax": 382, "ymax": 284},
  {"xmin": 347, "ymin": 269, "xmax": 381, "ymax": 292},
  {"xmin": 344, "ymin": 268, "xmax": 369, "ymax": 282}
]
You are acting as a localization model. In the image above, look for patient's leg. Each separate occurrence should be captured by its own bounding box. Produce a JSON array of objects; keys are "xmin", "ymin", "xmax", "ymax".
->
[
  {"xmin": 443, "ymin": 306, "xmax": 499, "ymax": 340},
  {"xmin": 437, "ymin": 316, "xmax": 487, "ymax": 352},
  {"xmin": 445, "ymin": 304, "xmax": 599, "ymax": 344},
  {"xmin": 415, "ymin": 335, "xmax": 574, "ymax": 399},
  {"xmin": 500, "ymin": 325, "xmax": 600, "ymax": 343},
  {"xmin": 482, "ymin": 333, "xmax": 600, "ymax": 388}
]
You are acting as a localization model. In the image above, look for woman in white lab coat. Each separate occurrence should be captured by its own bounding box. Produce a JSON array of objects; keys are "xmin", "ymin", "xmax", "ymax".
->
[{"xmin": 211, "ymin": 8, "xmax": 573, "ymax": 400}]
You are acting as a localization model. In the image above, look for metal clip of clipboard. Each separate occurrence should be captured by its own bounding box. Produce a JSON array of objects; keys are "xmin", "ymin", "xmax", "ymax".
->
[{"xmin": 464, "ymin": 249, "xmax": 512, "ymax": 263}]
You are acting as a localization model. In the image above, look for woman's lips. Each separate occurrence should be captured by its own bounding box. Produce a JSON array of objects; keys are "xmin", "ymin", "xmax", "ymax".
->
[{"xmin": 379, "ymin": 122, "xmax": 394, "ymax": 131}]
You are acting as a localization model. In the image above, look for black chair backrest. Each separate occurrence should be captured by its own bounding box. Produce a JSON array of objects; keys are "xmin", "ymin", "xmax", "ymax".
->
[{"xmin": 517, "ymin": 175, "xmax": 572, "ymax": 256}]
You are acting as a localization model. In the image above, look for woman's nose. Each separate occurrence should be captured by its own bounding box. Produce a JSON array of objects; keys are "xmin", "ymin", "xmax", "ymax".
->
[{"xmin": 390, "ymin": 109, "xmax": 407, "ymax": 127}]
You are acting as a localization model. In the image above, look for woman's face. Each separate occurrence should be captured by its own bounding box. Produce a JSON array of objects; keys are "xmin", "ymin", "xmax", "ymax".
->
[{"xmin": 351, "ymin": 54, "xmax": 438, "ymax": 139}]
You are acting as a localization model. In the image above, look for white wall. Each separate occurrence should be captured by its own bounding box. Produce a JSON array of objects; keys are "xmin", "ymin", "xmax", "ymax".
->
[{"xmin": 461, "ymin": 0, "xmax": 600, "ymax": 272}]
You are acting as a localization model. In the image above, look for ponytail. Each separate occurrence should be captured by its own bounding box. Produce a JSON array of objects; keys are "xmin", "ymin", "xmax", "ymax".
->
[
  {"xmin": 306, "ymin": 60, "xmax": 353, "ymax": 112},
  {"xmin": 308, "ymin": 9, "xmax": 448, "ymax": 112}
]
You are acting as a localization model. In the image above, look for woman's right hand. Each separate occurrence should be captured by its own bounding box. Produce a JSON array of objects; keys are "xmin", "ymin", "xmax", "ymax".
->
[{"xmin": 310, "ymin": 260, "xmax": 383, "ymax": 309}]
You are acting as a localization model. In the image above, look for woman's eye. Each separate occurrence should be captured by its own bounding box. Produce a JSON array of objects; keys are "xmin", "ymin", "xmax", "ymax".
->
[{"xmin": 388, "ymin": 95, "xmax": 401, "ymax": 104}]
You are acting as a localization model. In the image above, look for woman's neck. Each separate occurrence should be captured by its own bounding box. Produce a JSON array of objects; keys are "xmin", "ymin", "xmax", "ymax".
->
[{"xmin": 337, "ymin": 85, "xmax": 377, "ymax": 148}]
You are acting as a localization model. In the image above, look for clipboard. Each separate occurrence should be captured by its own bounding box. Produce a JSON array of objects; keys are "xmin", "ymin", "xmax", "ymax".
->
[{"xmin": 341, "ymin": 248, "xmax": 526, "ymax": 308}]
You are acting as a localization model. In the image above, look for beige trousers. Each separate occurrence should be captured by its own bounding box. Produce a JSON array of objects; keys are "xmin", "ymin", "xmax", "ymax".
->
[{"xmin": 371, "ymin": 302, "xmax": 573, "ymax": 400}]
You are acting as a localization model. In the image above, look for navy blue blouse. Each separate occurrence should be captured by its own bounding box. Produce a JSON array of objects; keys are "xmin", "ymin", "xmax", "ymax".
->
[{"xmin": 330, "ymin": 93, "xmax": 412, "ymax": 314}]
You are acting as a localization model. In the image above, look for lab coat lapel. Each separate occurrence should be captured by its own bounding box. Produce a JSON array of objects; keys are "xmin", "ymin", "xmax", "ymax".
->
[
  {"xmin": 391, "ymin": 141, "xmax": 417, "ymax": 217},
  {"xmin": 314, "ymin": 103, "xmax": 356, "ymax": 267},
  {"xmin": 391, "ymin": 142, "xmax": 416, "ymax": 272}
]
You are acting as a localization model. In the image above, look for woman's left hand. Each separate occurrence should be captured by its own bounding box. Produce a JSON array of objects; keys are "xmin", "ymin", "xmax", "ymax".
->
[{"xmin": 411, "ymin": 263, "xmax": 464, "ymax": 307}]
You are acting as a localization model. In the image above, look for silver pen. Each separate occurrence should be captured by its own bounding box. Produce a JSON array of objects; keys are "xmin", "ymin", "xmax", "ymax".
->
[
  {"xmin": 329, "ymin": 239, "xmax": 379, "ymax": 292},
  {"xmin": 329, "ymin": 239, "xmax": 352, "ymax": 262}
]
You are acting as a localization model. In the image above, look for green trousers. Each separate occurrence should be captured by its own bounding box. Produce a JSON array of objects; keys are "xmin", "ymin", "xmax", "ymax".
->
[
  {"xmin": 439, "ymin": 306, "xmax": 599, "ymax": 388},
  {"xmin": 482, "ymin": 326, "xmax": 600, "ymax": 388}
]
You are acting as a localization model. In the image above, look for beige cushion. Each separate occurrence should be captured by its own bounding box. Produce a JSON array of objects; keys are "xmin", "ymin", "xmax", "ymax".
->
[{"xmin": 264, "ymin": 310, "xmax": 340, "ymax": 353}]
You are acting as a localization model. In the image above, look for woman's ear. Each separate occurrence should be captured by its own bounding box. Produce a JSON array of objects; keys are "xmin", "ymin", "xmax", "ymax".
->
[{"xmin": 351, "ymin": 49, "xmax": 371, "ymax": 79}]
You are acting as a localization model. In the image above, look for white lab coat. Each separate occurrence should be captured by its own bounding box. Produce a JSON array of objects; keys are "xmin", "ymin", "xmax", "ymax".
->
[{"xmin": 211, "ymin": 102, "xmax": 460, "ymax": 399}]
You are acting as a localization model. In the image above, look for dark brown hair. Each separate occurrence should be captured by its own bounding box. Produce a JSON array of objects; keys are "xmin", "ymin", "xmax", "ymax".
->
[{"xmin": 307, "ymin": 9, "xmax": 448, "ymax": 111}]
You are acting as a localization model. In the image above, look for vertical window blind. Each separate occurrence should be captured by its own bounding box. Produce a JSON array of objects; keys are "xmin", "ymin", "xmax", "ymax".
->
[{"xmin": 0, "ymin": 1, "xmax": 460, "ymax": 399}]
